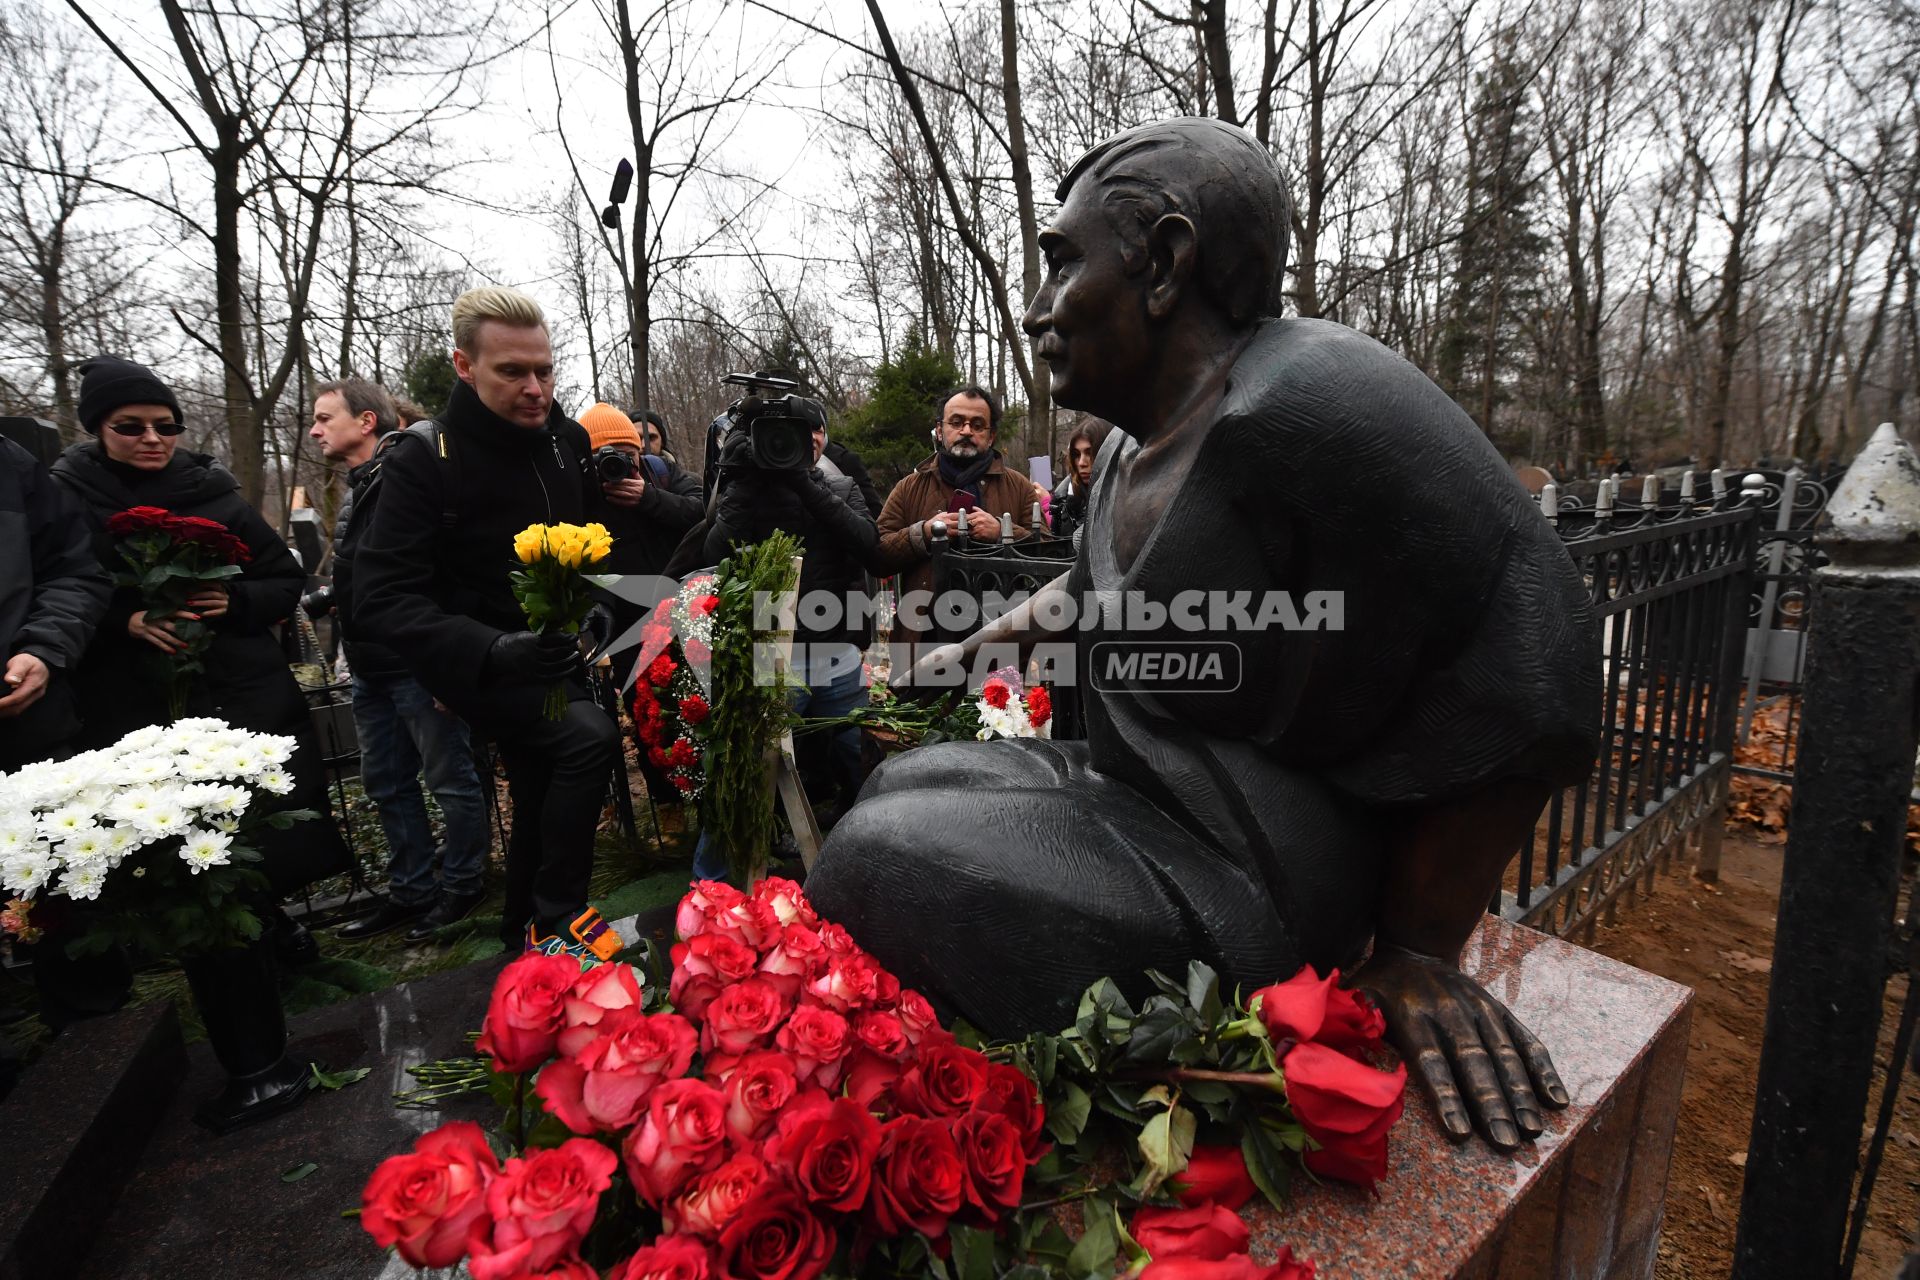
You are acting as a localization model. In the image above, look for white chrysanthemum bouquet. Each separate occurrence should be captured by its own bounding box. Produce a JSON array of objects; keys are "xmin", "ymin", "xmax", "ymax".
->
[{"xmin": 0, "ymin": 718, "xmax": 311, "ymax": 955}]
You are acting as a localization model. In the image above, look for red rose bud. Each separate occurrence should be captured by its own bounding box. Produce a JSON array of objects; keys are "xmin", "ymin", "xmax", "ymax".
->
[
  {"xmin": 1282, "ymin": 1042, "xmax": 1407, "ymax": 1190},
  {"xmin": 624, "ymin": 1077, "xmax": 734, "ymax": 1207},
  {"xmin": 767, "ymin": 1094, "xmax": 882, "ymax": 1213},
  {"xmin": 977, "ymin": 1061, "xmax": 1051, "ymax": 1160},
  {"xmin": 606, "ymin": 1232, "xmax": 717, "ymax": 1280},
  {"xmin": 721, "ymin": 1051, "xmax": 801, "ymax": 1142},
  {"xmin": 475, "ymin": 952, "xmax": 584, "ymax": 1074},
  {"xmin": 467, "ymin": 1138, "xmax": 618, "ymax": 1280},
  {"xmin": 952, "ymin": 1109, "xmax": 1027, "ymax": 1220},
  {"xmin": 715, "ymin": 1184, "xmax": 834, "ymax": 1280},
  {"xmin": 535, "ymin": 1009, "xmax": 698, "ymax": 1135},
  {"xmin": 1132, "ymin": 1202, "xmax": 1252, "ymax": 1262},
  {"xmin": 667, "ymin": 1152, "xmax": 770, "ymax": 1238},
  {"xmin": 1140, "ymin": 1249, "xmax": 1316, "ymax": 1280},
  {"xmin": 359, "ymin": 1120, "xmax": 499, "ymax": 1268},
  {"xmin": 894, "ymin": 1039, "xmax": 991, "ymax": 1118},
  {"xmin": 1251, "ymin": 966, "xmax": 1334, "ymax": 1047},
  {"xmin": 866, "ymin": 1115, "xmax": 966, "ymax": 1239},
  {"xmin": 1171, "ymin": 1144, "xmax": 1258, "ymax": 1211},
  {"xmin": 1317, "ymin": 976, "xmax": 1387, "ymax": 1058},
  {"xmin": 556, "ymin": 962, "xmax": 645, "ymax": 1058},
  {"xmin": 700, "ymin": 977, "xmax": 790, "ymax": 1057},
  {"xmin": 851, "ymin": 1009, "xmax": 911, "ymax": 1061}
]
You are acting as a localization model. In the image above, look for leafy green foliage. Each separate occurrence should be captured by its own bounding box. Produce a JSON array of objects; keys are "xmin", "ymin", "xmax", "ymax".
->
[
  {"xmin": 699, "ymin": 531, "xmax": 801, "ymax": 884},
  {"xmin": 402, "ymin": 345, "xmax": 456, "ymax": 413},
  {"xmin": 835, "ymin": 326, "xmax": 960, "ymax": 488}
]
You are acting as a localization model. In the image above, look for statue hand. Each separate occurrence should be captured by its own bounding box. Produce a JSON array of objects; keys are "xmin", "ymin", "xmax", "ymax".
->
[{"xmin": 1355, "ymin": 943, "xmax": 1567, "ymax": 1150}]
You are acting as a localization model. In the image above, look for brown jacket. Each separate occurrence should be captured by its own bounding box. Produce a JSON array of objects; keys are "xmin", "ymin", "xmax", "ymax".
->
[{"xmin": 875, "ymin": 453, "xmax": 1033, "ymax": 647}]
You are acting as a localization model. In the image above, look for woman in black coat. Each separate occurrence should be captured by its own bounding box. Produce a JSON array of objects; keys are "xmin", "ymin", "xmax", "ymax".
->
[{"xmin": 50, "ymin": 357, "xmax": 348, "ymax": 899}]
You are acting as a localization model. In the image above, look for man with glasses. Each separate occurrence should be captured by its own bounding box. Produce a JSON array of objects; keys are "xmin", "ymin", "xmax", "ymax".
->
[{"xmin": 873, "ymin": 386, "xmax": 1035, "ymax": 658}]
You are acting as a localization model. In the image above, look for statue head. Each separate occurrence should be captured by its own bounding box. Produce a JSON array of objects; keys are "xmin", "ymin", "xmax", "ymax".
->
[{"xmin": 1024, "ymin": 118, "xmax": 1292, "ymax": 423}]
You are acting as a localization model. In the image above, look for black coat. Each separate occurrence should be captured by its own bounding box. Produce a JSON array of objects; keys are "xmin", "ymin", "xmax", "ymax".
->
[
  {"xmin": 353, "ymin": 380, "xmax": 602, "ymax": 728},
  {"xmin": 824, "ymin": 440, "xmax": 882, "ymax": 523},
  {"xmin": 685, "ymin": 457, "xmax": 882, "ymax": 651},
  {"xmin": 49, "ymin": 440, "xmax": 348, "ymax": 891},
  {"xmin": 0, "ymin": 437, "xmax": 110, "ymax": 765},
  {"xmin": 602, "ymin": 456, "xmax": 704, "ymax": 578}
]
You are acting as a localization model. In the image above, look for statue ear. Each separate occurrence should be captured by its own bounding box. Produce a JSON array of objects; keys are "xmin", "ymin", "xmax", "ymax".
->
[{"xmin": 1145, "ymin": 213, "xmax": 1199, "ymax": 321}]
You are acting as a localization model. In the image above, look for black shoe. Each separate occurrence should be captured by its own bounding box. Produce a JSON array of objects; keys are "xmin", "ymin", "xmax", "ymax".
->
[
  {"xmin": 333, "ymin": 897, "xmax": 432, "ymax": 941},
  {"xmin": 404, "ymin": 891, "xmax": 487, "ymax": 944}
]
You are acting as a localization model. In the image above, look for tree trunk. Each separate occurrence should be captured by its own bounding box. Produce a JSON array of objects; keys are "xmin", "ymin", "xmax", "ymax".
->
[
  {"xmin": 1000, "ymin": 0, "xmax": 1051, "ymax": 454},
  {"xmin": 38, "ymin": 224, "xmax": 78, "ymax": 441}
]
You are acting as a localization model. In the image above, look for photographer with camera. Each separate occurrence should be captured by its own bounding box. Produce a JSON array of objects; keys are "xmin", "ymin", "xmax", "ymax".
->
[
  {"xmin": 581, "ymin": 403, "xmax": 702, "ymax": 576},
  {"xmin": 353, "ymin": 287, "xmax": 619, "ymax": 962},
  {"xmin": 671, "ymin": 376, "xmax": 883, "ymax": 879}
]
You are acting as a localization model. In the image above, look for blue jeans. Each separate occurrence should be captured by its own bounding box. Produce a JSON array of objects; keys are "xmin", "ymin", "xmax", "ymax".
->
[
  {"xmin": 692, "ymin": 644, "xmax": 865, "ymax": 883},
  {"xmin": 352, "ymin": 672, "xmax": 489, "ymax": 904}
]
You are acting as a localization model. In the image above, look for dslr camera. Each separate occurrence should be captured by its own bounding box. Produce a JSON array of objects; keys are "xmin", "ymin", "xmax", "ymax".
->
[
  {"xmin": 717, "ymin": 373, "xmax": 826, "ymax": 474},
  {"xmin": 594, "ymin": 446, "xmax": 638, "ymax": 482}
]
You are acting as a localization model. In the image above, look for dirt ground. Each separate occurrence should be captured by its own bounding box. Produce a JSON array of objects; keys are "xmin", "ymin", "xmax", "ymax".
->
[{"xmin": 1584, "ymin": 826, "xmax": 1919, "ymax": 1279}]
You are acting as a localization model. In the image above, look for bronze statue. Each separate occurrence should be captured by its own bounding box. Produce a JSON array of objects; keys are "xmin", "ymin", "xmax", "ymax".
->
[{"xmin": 807, "ymin": 117, "xmax": 1600, "ymax": 1152}]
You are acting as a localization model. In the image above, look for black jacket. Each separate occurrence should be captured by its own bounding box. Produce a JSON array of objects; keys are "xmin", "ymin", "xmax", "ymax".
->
[
  {"xmin": 353, "ymin": 381, "xmax": 601, "ymax": 725},
  {"xmin": 684, "ymin": 456, "xmax": 882, "ymax": 652},
  {"xmin": 603, "ymin": 455, "xmax": 704, "ymax": 578},
  {"xmin": 325, "ymin": 448, "xmax": 410, "ymax": 680},
  {"xmin": 0, "ymin": 437, "xmax": 110, "ymax": 761},
  {"xmin": 49, "ymin": 440, "xmax": 347, "ymax": 889},
  {"xmin": 824, "ymin": 440, "xmax": 882, "ymax": 522}
]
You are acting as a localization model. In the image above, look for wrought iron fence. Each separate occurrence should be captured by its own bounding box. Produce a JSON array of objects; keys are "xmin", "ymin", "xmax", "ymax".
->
[
  {"xmin": 1499, "ymin": 477, "xmax": 1759, "ymax": 940},
  {"xmin": 927, "ymin": 533, "xmax": 1082, "ymax": 736},
  {"xmin": 1732, "ymin": 467, "xmax": 1838, "ymax": 783}
]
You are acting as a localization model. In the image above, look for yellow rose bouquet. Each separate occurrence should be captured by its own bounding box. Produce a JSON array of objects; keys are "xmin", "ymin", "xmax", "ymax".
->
[{"xmin": 509, "ymin": 522, "xmax": 616, "ymax": 719}]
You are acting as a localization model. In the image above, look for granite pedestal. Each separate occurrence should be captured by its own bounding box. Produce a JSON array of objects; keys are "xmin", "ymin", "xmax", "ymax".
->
[
  {"xmin": 1246, "ymin": 916, "xmax": 1692, "ymax": 1279},
  {"xmin": 63, "ymin": 915, "xmax": 1686, "ymax": 1279}
]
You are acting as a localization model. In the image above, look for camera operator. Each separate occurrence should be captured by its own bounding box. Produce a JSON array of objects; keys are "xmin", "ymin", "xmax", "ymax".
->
[
  {"xmin": 672, "ymin": 382, "xmax": 883, "ymax": 880},
  {"xmin": 353, "ymin": 287, "xmax": 619, "ymax": 961},
  {"xmin": 582, "ymin": 403, "xmax": 702, "ymax": 576}
]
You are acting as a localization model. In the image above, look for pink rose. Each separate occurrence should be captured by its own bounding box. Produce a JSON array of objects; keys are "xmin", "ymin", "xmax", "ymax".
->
[
  {"xmin": 750, "ymin": 876, "xmax": 818, "ymax": 929},
  {"xmin": 757, "ymin": 924, "xmax": 828, "ymax": 998},
  {"xmin": 558, "ymin": 963, "xmax": 645, "ymax": 1058},
  {"xmin": 700, "ymin": 977, "xmax": 790, "ymax": 1057},
  {"xmin": 359, "ymin": 1120, "xmax": 499, "ymax": 1268},
  {"xmin": 476, "ymin": 953, "xmax": 586, "ymax": 1074},
  {"xmin": 670, "ymin": 932, "xmax": 760, "ymax": 1022},
  {"xmin": 623, "ymin": 1077, "xmax": 734, "ymax": 1206},
  {"xmin": 720, "ymin": 1051, "xmax": 801, "ymax": 1142},
  {"xmin": 606, "ymin": 1234, "xmax": 717, "ymax": 1280},
  {"xmin": 774, "ymin": 1003, "xmax": 852, "ymax": 1089},
  {"xmin": 467, "ymin": 1138, "xmax": 618, "ymax": 1280},
  {"xmin": 667, "ymin": 1151, "xmax": 769, "ymax": 1238},
  {"xmin": 893, "ymin": 989, "xmax": 939, "ymax": 1044},
  {"xmin": 676, "ymin": 882, "xmax": 747, "ymax": 944},
  {"xmin": 536, "ymin": 1009, "xmax": 698, "ymax": 1134}
]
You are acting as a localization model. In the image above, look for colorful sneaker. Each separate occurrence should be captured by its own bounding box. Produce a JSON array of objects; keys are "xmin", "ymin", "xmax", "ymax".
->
[{"xmin": 523, "ymin": 907, "xmax": 622, "ymax": 966}]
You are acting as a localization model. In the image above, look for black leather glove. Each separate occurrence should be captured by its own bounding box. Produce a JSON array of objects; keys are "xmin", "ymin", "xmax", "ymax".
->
[
  {"xmin": 301, "ymin": 587, "xmax": 333, "ymax": 615},
  {"xmin": 484, "ymin": 630, "xmax": 580, "ymax": 685}
]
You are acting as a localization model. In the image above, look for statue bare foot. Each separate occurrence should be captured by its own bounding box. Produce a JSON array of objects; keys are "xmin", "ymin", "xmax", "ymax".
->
[{"xmin": 1355, "ymin": 943, "xmax": 1568, "ymax": 1150}]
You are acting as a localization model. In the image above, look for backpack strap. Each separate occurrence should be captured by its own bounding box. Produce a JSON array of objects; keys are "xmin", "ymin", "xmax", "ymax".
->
[{"xmin": 391, "ymin": 419, "xmax": 459, "ymax": 530}]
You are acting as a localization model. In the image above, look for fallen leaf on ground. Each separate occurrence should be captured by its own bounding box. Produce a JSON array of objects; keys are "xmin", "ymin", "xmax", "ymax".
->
[
  {"xmin": 1718, "ymin": 950, "xmax": 1772, "ymax": 974},
  {"xmin": 1700, "ymin": 1183, "xmax": 1727, "ymax": 1224},
  {"xmin": 1729, "ymin": 1152, "xmax": 1748, "ymax": 1168}
]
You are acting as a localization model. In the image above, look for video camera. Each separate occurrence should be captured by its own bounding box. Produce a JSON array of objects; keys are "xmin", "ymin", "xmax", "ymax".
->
[{"xmin": 717, "ymin": 372, "xmax": 826, "ymax": 473}]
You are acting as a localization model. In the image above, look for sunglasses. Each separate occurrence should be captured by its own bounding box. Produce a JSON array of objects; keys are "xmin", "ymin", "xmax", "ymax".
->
[{"xmin": 105, "ymin": 421, "xmax": 185, "ymax": 438}]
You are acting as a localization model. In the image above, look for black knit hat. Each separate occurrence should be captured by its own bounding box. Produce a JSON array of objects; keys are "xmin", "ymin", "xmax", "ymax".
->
[{"xmin": 77, "ymin": 356, "xmax": 182, "ymax": 434}]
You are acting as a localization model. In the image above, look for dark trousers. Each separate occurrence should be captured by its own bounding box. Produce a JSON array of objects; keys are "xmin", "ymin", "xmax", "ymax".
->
[{"xmin": 493, "ymin": 696, "xmax": 618, "ymax": 942}]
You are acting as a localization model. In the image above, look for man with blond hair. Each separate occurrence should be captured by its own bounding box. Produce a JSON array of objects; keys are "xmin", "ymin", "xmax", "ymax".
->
[{"xmin": 354, "ymin": 286, "xmax": 620, "ymax": 960}]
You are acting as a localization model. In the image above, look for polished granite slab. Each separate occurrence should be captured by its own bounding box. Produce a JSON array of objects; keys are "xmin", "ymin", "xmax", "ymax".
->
[
  {"xmin": 74, "ymin": 913, "xmax": 1689, "ymax": 1279},
  {"xmin": 1243, "ymin": 915, "xmax": 1693, "ymax": 1279}
]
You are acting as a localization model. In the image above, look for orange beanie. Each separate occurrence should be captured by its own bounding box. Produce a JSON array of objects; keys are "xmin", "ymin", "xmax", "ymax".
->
[{"xmin": 580, "ymin": 402, "xmax": 642, "ymax": 451}]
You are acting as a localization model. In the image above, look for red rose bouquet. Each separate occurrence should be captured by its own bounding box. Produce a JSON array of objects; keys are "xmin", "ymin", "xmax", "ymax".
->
[
  {"xmin": 364, "ymin": 881, "xmax": 1406, "ymax": 1279},
  {"xmin": 630, "ymin": 575, "xmax": 718, "ymax": 802},
  {"xmin": 105, "ymin": 506, "xmax": 252, "ymax": 719}
]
